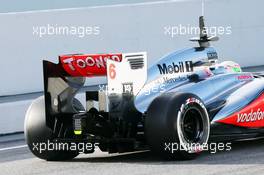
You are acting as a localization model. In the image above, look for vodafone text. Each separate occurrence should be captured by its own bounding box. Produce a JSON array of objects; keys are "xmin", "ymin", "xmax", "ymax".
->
[{"xmin": 237, "ymin": 108, "xmax": 264, "ymax": 123}]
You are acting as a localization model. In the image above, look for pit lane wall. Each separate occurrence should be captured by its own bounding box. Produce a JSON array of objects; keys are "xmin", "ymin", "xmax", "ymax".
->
[{"xmin": 0, "ymin": 0, "xmax": 264, "ymax": 134}]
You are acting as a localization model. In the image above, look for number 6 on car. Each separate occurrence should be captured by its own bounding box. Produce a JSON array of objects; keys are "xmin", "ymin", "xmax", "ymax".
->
[
  {"xmin": 107, "ymin": 52, "xmax": 147, "ymax": 95},
  {"xmin": 108, "ymin": 64, "xmax": 116, "ymax": 80},
  {"xmin": 24, "ymin": 16, "xmax": 264, "ymax": 161}
]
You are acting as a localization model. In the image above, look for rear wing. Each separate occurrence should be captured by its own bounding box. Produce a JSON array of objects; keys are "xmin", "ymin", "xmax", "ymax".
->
[{"xmin": 43, "ymin": 52, "xmax": 147, "ymax": 128}]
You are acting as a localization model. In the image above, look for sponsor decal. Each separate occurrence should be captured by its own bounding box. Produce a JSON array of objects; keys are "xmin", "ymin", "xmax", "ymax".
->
[
  {"xmin": 60, "ymin": 54, "xmax": 122, "ymax": 76},
  {"xmin": 163, "ymin": 76, "xmax": 188, "ymax": 84},
  {"xmin": 186, "ymin": 97, "xmax": 197, "ymax": 104},
  {"xmin": 185, "ymin": 97, "xmax": 206, "ymax": 109},
  {"xmin": 207, "ymin": 51, "xmax": 218, "ymax": 60},
  {"xmin": 237, "ymin": 74, "xmax": 253, "ymax": 81},
  {"xmin": 157, "ymin": 61, "xmax": 193, "ymax": 75},
  {"xmin": 122, "ymin": 83, "xmax": 133, "ymax": 94},
  {"xmin": 237, "ymin": 108, "xmax": 264, "ymax": 123},
  {"xmin": 217, "ymin": 93, "xmax": 264, "ymax": 127}
]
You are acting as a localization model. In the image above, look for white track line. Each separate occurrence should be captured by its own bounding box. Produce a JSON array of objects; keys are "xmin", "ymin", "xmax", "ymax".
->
[
  {"xmin": 0, "ymin": 0, "xmax": 193, "ymax": 15},
  {"xmin": 0, "ymin": 145, "xmax": 27, "ymax": 151}
]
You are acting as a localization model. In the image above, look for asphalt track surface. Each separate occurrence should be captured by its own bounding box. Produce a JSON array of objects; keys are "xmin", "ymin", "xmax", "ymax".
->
[{"xmin": 1, "ymin": 133, "xmax": 264, "ymax": 175}]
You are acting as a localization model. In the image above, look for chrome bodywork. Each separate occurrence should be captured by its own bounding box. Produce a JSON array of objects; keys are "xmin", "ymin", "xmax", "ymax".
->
[{"xmin": 134, "ymin": 47, "xmax": 264, "ymax": 124}]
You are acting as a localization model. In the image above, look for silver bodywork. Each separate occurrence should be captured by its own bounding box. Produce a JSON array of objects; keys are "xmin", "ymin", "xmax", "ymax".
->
[{"xmin": 134, "ymin": 47, "xmax": 264, "ymax": 123}]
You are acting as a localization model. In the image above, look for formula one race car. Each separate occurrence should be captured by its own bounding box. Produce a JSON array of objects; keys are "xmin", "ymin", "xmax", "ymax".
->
[{"xmin": 25, "ymin": 16, "xmax": 264, "ymax": 161}]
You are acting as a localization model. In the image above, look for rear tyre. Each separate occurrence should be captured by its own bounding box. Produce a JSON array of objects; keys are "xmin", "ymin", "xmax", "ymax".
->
[
  {"xmin": 146, "ymin": 92, "xmax": 210, "ymax": 160},
  {"xmin": 24, "ymin": 96, "xmax": 84, "ymax": 161}
]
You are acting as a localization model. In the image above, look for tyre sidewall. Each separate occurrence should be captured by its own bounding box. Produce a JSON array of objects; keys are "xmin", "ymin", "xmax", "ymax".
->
[
  {"xmin": 167, "ymin": 94, "xmax": 210, "ymax": 158},
  {"xmin": 146, "ymin": 93, "xmax": 210, "ymax": 160}
]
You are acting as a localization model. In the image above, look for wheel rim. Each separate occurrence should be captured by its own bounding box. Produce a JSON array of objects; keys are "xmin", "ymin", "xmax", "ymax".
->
[{"xmin": 181, "ymin": 107, "xmax": 204, "ymax": 143}]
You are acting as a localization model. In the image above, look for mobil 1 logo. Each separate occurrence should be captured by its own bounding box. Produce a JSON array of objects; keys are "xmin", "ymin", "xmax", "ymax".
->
[{"xmin": 157, "ymin": 61, "xmax": 194, "ymax": 75}]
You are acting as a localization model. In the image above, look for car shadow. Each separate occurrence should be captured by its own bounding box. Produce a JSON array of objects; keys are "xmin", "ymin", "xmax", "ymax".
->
[{"xmin": 67, "ymin": 138, "xmax": 264, "ymax": 165}]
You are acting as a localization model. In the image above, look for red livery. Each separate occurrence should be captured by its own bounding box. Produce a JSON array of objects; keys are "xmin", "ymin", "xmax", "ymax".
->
[{"xmin": 59, "ymin": 54, "xmax": 122, "ymax": 77}]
